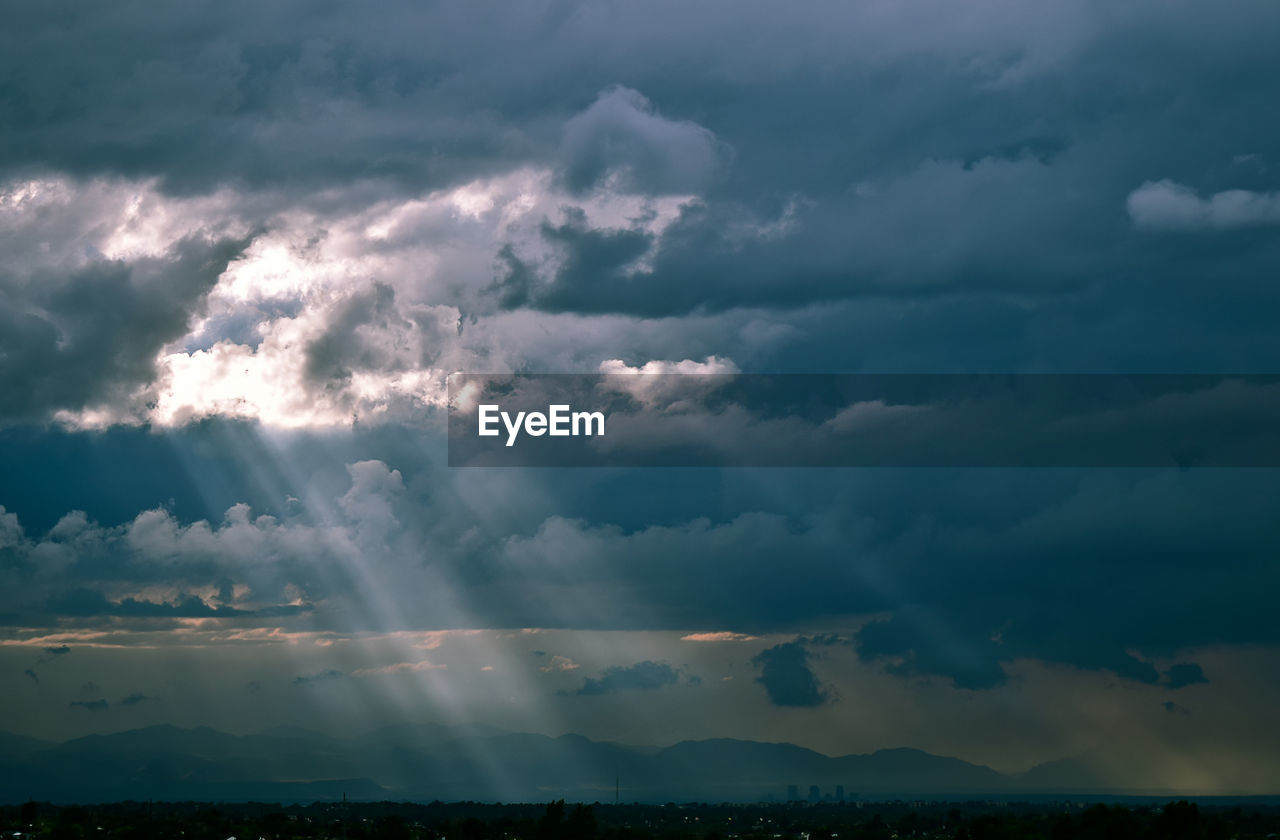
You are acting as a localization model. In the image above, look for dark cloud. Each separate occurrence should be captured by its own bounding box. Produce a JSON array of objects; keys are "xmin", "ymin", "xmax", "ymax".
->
[
  {"xmin": 557, "ymin": 86, "xmax": 724, "ymax": 195},
  {"xmin": 69, "ymin": 699, "xmax": 108, "ymax": 712},
  {"xmin": 20, "ymin": 643, "xmax": 74, "ymax": 685},
  {"xmin": 0, "ymin": 4, "xmax": 550, "ymax": 195},
  {"xmin": 491, "ymin": 208, "xmax": 654, "ymax": 314},
  {"xmin": 752, "ymin": 640, "xmax": 829, "ymax": 708},
  {"xmin": 856, "ymin": 611, "xmax": 1005, "ymax": 691},
  {"xmin": 304, "ymin": 282, "xmax": 407, "ymax": 387},
  {"xmin": 0, "ymin": 1, "xmax": 1277, "ymax": 753},
  {"xmin": 2, "ymin": 434, "xmax": 1277, "ymax": 693},
  {"xmin": 118, "ymin": 692, "xmax": 152, "ymax": 706},
  {"xmin": 1128, "ymin": 181, "xmax": 1280, "ymax": 231},
  {"xmin": 434, "ymin": 1, "xmax": 1280, "ymax": 318},
  {"xmin": 44, "ymin": 589, "xmax": 302, "ymax": 620},
  {"xmin": 1163, "ymin": 663, "xmax": 1209, "ymax": 690},
  {"xmin": 574, "ymin": 661, "xmax": 680, "ymax": 696},
  {"xmin": 0, "ymin": 235, "xmax": 251, "ymax": 425},
  {"xmin": 1, "ymin": 1, "xmax": 1275, "ymax": 330},
  {"xmin": 488, "ymin": 244, "xmax": 537, "ymax": 310},
  {"xmin": 296, "ymin": 280, "xmax": 461, "ymax": 405},
  {"xmin": 293, "ymin": 669, "xmax": 344, "ymax": 686},
  {"xmin": 854, "ymin": 609, "xmax": 1163, "ymax": 691}
]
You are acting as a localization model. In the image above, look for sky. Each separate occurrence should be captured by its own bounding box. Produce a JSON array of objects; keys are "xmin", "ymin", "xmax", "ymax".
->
[{"xmin": 2, "ymin": 0, "xmax": 1280, "ymax": 795}]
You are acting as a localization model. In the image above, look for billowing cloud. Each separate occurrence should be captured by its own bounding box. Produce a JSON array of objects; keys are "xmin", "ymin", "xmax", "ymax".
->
[
  {"xmin": 0, "ymin": 231, "xmax": 250, "ymax": 426},
  {"xmin": 1, "ymin": 0, "xmax": 1279, "ymax": 792},
  {"xmin": 1163, "ymin": 663, "xmax": 1209, "ymax": 690},
  {"xmin": 2, "ymin": 457, "xmax": 1279, "ymax": 699},
  {"xmin": 559, "ymin": 87, "xmax": 724, "ymax": 195},
  {"xmin": 752, "ymin": 640, "xmax": 829, "ymax": 708},
  {"xmin": 2, "ymin": 0, "xmax": 1278, "ymax": 427},
  {"xmin": 3, "ymin": 167, "xmax": 704, "ymax": 429},
  {"xmin": 1128, "ymin": 180, "xmax": 1280, "ymax": 231}
]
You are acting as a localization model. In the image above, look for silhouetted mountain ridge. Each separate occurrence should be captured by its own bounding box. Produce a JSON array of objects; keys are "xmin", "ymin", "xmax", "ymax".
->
[{"xmin": 0, "ymin": 725, "xmax": 1117, "ymax": 804}]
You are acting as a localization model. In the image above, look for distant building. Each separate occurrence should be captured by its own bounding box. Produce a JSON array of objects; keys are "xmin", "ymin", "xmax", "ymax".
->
[
  {"xmin": 808, "ymin": 785, "xmax": 820, "ymax": 803},
  {"xmin": 787, "ymin": 785, "xmax": 799, "ymax": 802},
  {"xmin": 835, "ymin": 785, "xmax": 844, "ymax": 802}
]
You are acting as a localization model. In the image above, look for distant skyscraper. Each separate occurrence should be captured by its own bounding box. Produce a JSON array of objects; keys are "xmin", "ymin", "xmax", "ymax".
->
[
  {"xmin": 836, "ymin": 785, "xmax": 844, "ymax": 802},
  {"xmin": 809, "ymin": 785, "xmax": 820, "ymax": 803},
  {"xmin": 787, "ymin": 784, "xmax": 799, "ymax": 802}
]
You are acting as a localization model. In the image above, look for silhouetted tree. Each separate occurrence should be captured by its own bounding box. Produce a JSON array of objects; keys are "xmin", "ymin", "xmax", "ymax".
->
[{"xmin": 565, "ymin": 804, "xmax": 598, "ymax": 840}]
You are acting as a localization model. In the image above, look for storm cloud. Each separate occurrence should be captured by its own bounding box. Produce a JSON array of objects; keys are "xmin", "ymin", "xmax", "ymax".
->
[
  {"xmin": 752, "ymin": 641, "xmax": 829, "ymax": 708},
  {"xmin": 1, "ymin": 0, "xmax": 1278, "ymax": 793}
]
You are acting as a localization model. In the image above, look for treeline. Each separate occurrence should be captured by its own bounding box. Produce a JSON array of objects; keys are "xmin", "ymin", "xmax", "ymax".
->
[{"xmin": 3, "ymin": 798, "xmax": 1279, "ymax": 840}]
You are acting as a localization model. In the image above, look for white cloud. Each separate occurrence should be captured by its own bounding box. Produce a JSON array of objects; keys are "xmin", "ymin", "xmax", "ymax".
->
[
  {"xmin": 0, "ymin": 459, "xmax": 426, "ymax": 624},
  {"xmin": 598, "ymin": 356, "xmax": 739, "ymax": 376},
  {"xmin": 597, "ymin": 355, "xmax": 738, "ymax": 408},
  {"xmin": 13, "ymin": 164, "xmax": 703, "ymax": 431},
  {"xmin": 1127, "ymin": 180, "xmax": 1280, "ymax": 231}
]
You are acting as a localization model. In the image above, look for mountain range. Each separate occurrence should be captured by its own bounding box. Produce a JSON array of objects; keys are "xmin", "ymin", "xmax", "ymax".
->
[{"xmin": 0, "ymin": 724, "xmax": 1118, "ymax": 804}]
